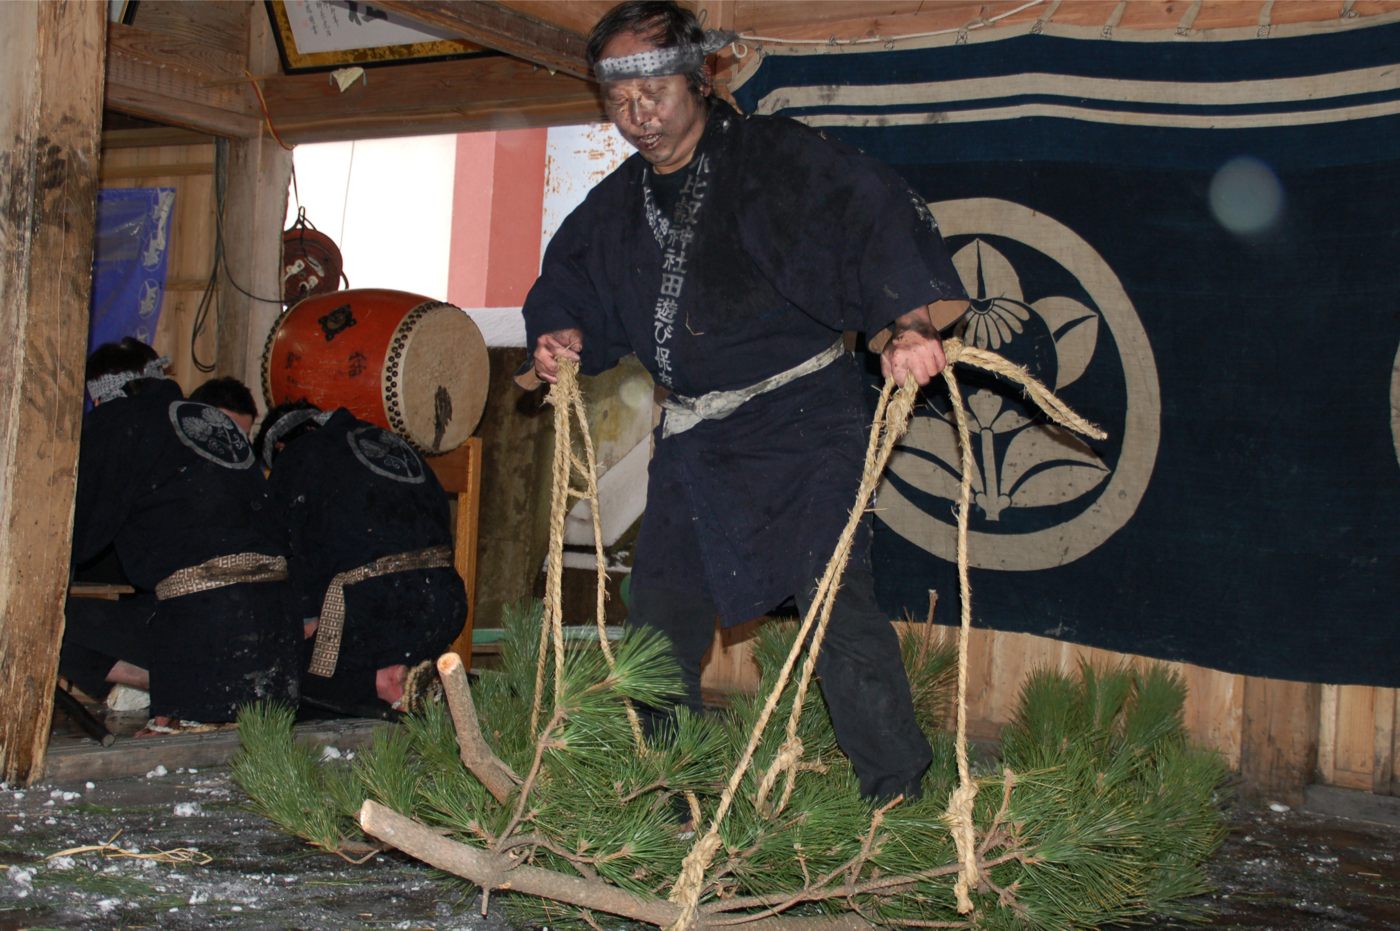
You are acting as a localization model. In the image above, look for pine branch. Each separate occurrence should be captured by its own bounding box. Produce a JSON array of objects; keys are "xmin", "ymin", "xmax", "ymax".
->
[
  {"xmin": 439, "ymin": 652, "xmax": 521, "ymax": 803},
  {"xmin": 353, "ymin": 725, "xmax": 423, "ymax": 816},
  {"xmin": 704, "ymin": 848, "xmax": 1030, "ymax": 917},
  {"xmin": 237, "ymin": 603, "xmax": 1226, "ymax": 930},
  {"xmin": 501, "ymin": 705, "xmax": 568, "ymax": 842},
  {"xmin": 363, "ymin": 799, "xmax": 681, "ymax": 925}
]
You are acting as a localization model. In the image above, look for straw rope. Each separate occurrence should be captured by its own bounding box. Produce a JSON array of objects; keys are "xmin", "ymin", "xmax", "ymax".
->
[
  {"xmin": 940, "ymin": 355, "xmax": 980, "ymax": 913},
  {"xmin": 48, "ymin": 830, "xmax": 213, "ymax": 866},
  {"xmin": 671, "ymin": 338, "xmax": 1104, "ymax": 927},
  {"xmin": 532, "ymin": 361, "xmax": 645, "ymax": 746},
  {"xmin": 567, "ymin": 376, "xmax": 642, "ymax": 744},
  {"xmin": 937, "ymin": 338, "xmax": 1105, "ymax": 914},
  {"xmin": 669, "ymin": 379, "xmax": 918, "ymax": 929},
  {"xmin": 753, "ymin": 381, "xmax": 913, "ymax": 818},
  {"xmin": 539, "ymin": 339, "xmax": 1105, "ymax": 929}
]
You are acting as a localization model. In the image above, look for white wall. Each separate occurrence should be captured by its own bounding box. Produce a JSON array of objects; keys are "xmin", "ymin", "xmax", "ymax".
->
[
  {"xmin": 285, "ymin": 124, "xmax": 630, "ymax": 349},
  {"xmin": 541, "ymin": 122, "xmax": 631, "ymax": 255},
  {"xmin": 284, "ymin": 135, "xmax": 456, "ymax": 301}
]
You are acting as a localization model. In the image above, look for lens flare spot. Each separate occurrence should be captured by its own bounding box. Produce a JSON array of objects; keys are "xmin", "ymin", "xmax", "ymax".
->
[{"xmin": 1209, "ymin": 156, "xmax": 1284, "ymax": 235}]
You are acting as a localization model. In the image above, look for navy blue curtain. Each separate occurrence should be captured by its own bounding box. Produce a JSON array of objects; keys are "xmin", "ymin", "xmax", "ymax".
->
[{"xmin": 734, "ymin": 22, "xmax": 1400, "ymax": 685}]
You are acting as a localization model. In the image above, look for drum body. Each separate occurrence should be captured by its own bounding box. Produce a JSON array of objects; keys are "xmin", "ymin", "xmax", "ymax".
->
[{"xmin": 263, "ymin": 289, "xmax": 489, "ymax": 454}]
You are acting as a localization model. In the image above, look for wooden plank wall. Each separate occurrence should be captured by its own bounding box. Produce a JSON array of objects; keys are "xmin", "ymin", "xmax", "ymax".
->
[
  {"xmin": 700, "ymin": 620, "xmax": 1397, "ymax": 803},
  {"xmin": 98, "ymin": 139, "xmax": 219, "ymax": 396},
  {"xmin": 1320, "ymin": 685, "xmax": 1400, "ymax": 796}
]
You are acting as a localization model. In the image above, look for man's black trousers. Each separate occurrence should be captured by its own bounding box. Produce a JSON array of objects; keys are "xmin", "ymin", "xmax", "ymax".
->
[{"xmin": 627, "ymin": 558, "xmax": 932, "ymax": 801}]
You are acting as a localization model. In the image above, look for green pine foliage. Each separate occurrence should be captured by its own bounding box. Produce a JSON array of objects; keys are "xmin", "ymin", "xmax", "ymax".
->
[
  {"xmin": 899, "ymin": 622, "xmax": 959, "ymax": 732},
  {"xmin": 234, "ymin": 602, "xmax": 1228, "ymax": 928},
  {"xmin": 985, "ymin": 662, "xmax": 1230, "ymax": 928},
  {"xmin": 353, "ymin": 724, "xmax": 424, "ymax": 817},
  {"xmin": 229, "ymin": 702, "xmax": 366, "ymax": 855}
]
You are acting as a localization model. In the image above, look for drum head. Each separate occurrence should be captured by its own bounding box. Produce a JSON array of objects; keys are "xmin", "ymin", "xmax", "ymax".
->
[{"xmin": 383, "ymin": 303, "xmax": 490, "ymax": 454}]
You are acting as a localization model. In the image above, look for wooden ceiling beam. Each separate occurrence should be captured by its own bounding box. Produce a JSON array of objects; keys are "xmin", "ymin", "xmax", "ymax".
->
[
  {"xmin": 496, "ymin": 1, "xmax": 616, "ymax": 37},
  {"xmin": 374, "ymin": 0, "xmax": 592, "ymax": 80},
  {"xmin": 724, "ymin": 1, "xmax": 1304, "ymax": 44},
  {"xmin": 260, "ymin": 55, "xmax": 606, "ymax": 144},
  {"xmin": 104, "ymin": 22, "xmax": 261, "ymax": 139},
  {"xmin": 102, "ymin": 126, "xmax": 216, "ymax": 150}
]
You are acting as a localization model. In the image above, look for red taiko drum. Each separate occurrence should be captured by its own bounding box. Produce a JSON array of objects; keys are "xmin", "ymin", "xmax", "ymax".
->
[{"xmin": 262, "ymin": 289, "xmax": 489, "ymax": 454}]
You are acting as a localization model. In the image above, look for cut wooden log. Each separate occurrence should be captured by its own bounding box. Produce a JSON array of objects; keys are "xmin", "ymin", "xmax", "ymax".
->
[
  {"xmin": 360, "ymin": 800, "xmax": 876, "ymax": 931},
  {"xmin": 437, "ymin": 653, "xmax": 520, "ymax": 803}
]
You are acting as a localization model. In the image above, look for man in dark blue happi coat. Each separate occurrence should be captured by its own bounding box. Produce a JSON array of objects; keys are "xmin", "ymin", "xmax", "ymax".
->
[
  {"xmin": 256, "ymin": 403, "xmax": 467, "ymax": 715},
  {"xmin": 66, "ymin": 339, "xmax": 300, "ymax": 728},
  {"xmin": 521, "ymin": 1, "xmax": 969, "ymax": 800}
]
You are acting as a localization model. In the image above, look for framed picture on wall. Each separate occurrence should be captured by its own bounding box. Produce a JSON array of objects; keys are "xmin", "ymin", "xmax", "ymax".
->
[{"xmin": 264, "ymin": 0, "xmax": 493, "ymax": 73}]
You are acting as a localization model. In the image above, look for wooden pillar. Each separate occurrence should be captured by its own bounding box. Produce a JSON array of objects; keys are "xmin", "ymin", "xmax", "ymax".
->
[
  {"xmin": 0, "ymin": 0, "xmax": 107, "ymax": 784},
  {"xmin": 1240, "ymin": 676, "xmax": 1321, "ymax": 806},
  {"xmin": 217, "ymin": 6, "xmax": 292, "ymax": 392}
]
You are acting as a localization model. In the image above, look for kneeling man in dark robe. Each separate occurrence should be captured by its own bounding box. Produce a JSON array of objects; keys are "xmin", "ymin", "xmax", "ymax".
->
[
  {"xmin": 256, "ymin": 402, "xmax": 467, "ymax": 715},
  {"xmin": 66, "ymin": 338, "xmax": 301, "ymax": 730}
]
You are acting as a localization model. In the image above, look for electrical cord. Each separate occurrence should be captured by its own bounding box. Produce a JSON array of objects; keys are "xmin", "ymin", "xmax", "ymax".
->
[{"xmin": 189, "ymin": 138, "xmax": 292, "ymax": 372}]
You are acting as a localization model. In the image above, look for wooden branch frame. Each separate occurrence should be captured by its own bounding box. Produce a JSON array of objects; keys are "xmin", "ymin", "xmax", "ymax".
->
[{"xmin": 359, "ymin": 800, "xmax": 877, "ymax": 931}]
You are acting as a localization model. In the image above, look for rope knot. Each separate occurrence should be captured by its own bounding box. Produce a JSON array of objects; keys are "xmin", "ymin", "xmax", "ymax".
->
[
  {"xmin": 754, "ymin": 737, "xmax": 805, "ymax": 816},
  {"xmin": 666, "ymin": 831, "xmax": 725, "ymax": 929},
  {"xmin": 945, "ymin": 780, "xmax": 981, "ymax": 914}
]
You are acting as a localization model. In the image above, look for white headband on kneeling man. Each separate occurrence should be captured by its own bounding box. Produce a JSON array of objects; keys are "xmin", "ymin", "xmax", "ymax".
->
[{"xmin": 86, "ymin": 357, "xmax": 170, "ymax": 405}]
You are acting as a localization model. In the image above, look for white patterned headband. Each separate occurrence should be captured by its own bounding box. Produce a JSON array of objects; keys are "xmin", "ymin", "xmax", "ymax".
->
[
  {"xmin": 86, "ymin": 357, "xmax": 169, "ymax": 405},
  {"xmin": 594, "ymin": 30, "xmax": 735, "ymax": 82}
]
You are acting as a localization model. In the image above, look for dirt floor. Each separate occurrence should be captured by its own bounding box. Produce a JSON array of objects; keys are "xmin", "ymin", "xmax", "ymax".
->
[
  {"xmin": 3, "ymin": 709, "xmax": 513, "ymax": 931},
  {"xmin": 1172, "ymin": 794, "xmax": 1400, "ymax": 929},
  {"xmin": 5, "ymin": 708, "xmax": 1400, "ymax": 930}
]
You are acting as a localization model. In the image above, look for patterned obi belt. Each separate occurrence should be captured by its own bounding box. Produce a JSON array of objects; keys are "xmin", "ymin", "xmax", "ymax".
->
[
  {"xmin": 154, "ymin": 553, "xmax": 289, "ymax": 601},
  {"xmin": 307, "ymin": 544, "xmax": 454, "ymax": 678}
]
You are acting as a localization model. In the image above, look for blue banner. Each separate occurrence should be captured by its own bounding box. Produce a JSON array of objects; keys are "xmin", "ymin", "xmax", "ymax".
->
[
  {"xmin": 89, "ymin": 187, "xmax": 175, "ymax": 354},
  {"xmin": 734, "ymin": 19, "xmax": 1400, "ymax": 685}
]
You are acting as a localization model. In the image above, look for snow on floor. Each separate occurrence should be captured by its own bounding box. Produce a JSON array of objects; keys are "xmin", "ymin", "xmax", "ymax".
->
[{"xmin": 0, "ymin": 768, "xmax": 512, "ymax": 930}]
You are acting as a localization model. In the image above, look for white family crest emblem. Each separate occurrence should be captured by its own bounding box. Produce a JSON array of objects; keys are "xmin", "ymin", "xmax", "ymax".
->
[
  {"xmin": 878, "ymin": 198, "xmax": 1162, "ymax": 571},
  {"xmin": 169, "ymin": 401, "xmax": 255, "ymax": 469},
  {"xmin": 348, "ymin": 425, "xmax": 426, "ymax": 483}
]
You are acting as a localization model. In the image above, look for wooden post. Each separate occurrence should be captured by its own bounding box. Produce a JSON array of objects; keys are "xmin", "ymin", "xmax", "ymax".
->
[
  {"xmin": 217, "ymin": 7, "xmax": 291, "ymax": 390},
  {"xmin": 1240, "ymin": 676, "xmax": 1322, "ymax": 806},
  {"xmin": 0, "ymin": 0, "xmax": 108, "ymax": 784},
  {"xmin": 427, "ymin": 439, "xmax": 483, "ymax": 661}
]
